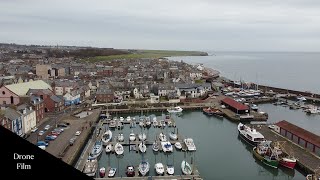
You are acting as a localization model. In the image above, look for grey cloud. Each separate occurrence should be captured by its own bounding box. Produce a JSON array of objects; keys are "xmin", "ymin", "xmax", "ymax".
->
[{"xmin": 0, "ymin": 0, "xmax": 320, "ymax": 51}]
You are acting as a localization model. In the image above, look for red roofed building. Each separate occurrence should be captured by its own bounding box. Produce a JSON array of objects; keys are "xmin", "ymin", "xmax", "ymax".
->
[
  {"xmin": 221, "ymin": 97, "xmax": 249, "ymax": 114},
  {"xmin": 275, "ymin": 120, "xmax": 320, "ymax": 157}
]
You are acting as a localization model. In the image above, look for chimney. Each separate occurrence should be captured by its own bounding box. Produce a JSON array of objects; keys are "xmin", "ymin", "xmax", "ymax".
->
[
  {"xmin": 29, "ymin": 106, "xmax": 32, "ymax": 111},
  {"xmin": 23, "ymin": 108, "xmax": 27, "ymax": 114}
]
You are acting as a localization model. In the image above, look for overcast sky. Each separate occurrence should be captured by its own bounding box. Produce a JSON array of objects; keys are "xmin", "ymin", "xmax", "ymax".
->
[{"xmin": 1, "ymin": 0, "xmax": 320, "ymax": 51}]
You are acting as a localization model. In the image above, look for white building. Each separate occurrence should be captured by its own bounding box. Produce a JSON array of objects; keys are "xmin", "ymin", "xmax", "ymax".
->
[{"xmin": 17, "ymin": 105, "xmax": 36, "ymax": 134}]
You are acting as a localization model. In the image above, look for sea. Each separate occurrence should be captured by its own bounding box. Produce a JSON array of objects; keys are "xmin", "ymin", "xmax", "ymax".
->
[{"xmin": 168, "ymin": 52, "xmax": 320, "ymax": 93}]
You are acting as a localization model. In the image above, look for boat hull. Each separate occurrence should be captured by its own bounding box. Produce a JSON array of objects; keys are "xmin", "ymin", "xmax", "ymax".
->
[
  {"xmin": 238, "ymin": 131, "xmax": 258, "ymax": 146},
  {"xmin": 279, "ymin": 159, "xmax": 296, "ymax": 169},
  {"xmin": 252, "ymin": 147, "xmax": 264, "ymax": 161},
  {"xmin": 262, "ymin": 158, "xmax": 279, "ymax": 168}
]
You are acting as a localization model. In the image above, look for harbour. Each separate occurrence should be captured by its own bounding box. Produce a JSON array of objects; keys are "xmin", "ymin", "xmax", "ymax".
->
[{"xmin": 73, "ymin": 103, "xmax": 320, "ymax": 179}]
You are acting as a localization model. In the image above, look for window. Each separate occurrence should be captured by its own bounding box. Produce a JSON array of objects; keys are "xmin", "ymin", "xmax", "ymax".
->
[
  {"xmin": 2, "ymin": 91, "xmax": 5, "ymax": 95},
  {"xmin": 10, "ymin": 96, "xmax": 14, "ymax": 104},
  {"xmin": 3, "ymin": 101, "xmax": 6, "ymax": 105},
  {"xmin": 40, "ymin": 95, "xmax": 43, "ymax": 100}
]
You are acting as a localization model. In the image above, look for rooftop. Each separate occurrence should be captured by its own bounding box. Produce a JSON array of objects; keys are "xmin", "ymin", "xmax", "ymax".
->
[{"xmin": 6, "ymin": 80, "xmax": 52, "ymax": 96}]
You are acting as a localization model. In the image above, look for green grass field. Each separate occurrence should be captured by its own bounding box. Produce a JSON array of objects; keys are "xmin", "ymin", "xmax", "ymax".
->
[{"xmin": 85, "ymin": 49, "xmax": 208, "ymax": 62}]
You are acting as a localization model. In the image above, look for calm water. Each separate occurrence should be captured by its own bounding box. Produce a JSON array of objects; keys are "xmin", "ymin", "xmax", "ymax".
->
[
  {"xmin": 168, "ymin": 52, "xmax": 320, "ymax": 93},
  {"xmin": 97, "ymin": 106, "xmax": 318, "ymax": 179}
]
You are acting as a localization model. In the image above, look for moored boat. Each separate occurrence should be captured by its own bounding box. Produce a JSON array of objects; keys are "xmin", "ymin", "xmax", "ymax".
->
[
  {"xmin": 83, "ymin": 158, "xmax": 98, "ymax": 177},
  {"xmin": 139, "ymin": 142, "xmax": 147, "ymax": 153},
  {"xmin": 167, "ymin": 164, "xmax": 174, "ymax": 175},
  {"xmin": 152, "ymin": 141, "xmax": 159, "ymax": 152},
  {"xmin": 161, "ymin": 141, "xmax": 173, "ymax": 153},
  {"xmin": 89, "ymin": 141, "xmax": 103, "ymax": 159},
  {"xmin": 117, "ymin": 133, "xmax": 124, "ymax": 142},
  {"xmin": 102, "ymin": 130, "xmax": 112, "ymax": 146},
  {"xmin": 138, "ymin": 160, "xmax": 150, "ymax": 176},
  {"xmin": 105, "ymin": 143, "xmax": 113, "ymax": 153},
  {"xmin": 237, "ymin": 123, "xmax": 265, "ymax": 146},
  {"xmin": 159, "ymin": 132, "xmax": 167, "ymax": 142},
  {"xmin": 126, "ymin": 166, "xmax": 135, "ymax": 177},
  {"xmin": 262, "ymin": 147, "xmax": 280, "ymax": 168},
  {"xmin": 184, "ymin": 138, "xmax": 196, "ymax": 151},
  {"xmin": 279, "ymin": 157, "xmax": 297, "ymax": 169},
  {"xmin": 129, "ymin": 131, "xmax": 136, "ymax": 141},
  {"xmin": 181, "ymin": 160, "xmax": 192, "ymax": 175},
  {"xmin": 108, "ymin": 167, "xmax": 116, "ymax": 178},
  {"xmin": 115, "ymin": 143, "xmax": 124, "ymax": 155},
  {"xmin": 99, "ymin": 167, "xmax": 106, "ymax": 178},
  {"xmin": 139, "ymin": 133, "xmax": 147, "ymax": 141},
  {"xmin": 175, "ymin": 142, "xmax": 182, "ymax": 150},
  {"xmin": 169, "ymin": 131, "xmax": 178, "ymax": 140},
  {"xmin": 167, "ymin": 106, "xmax": 183, "ymax": 113},
  {"xmin": 155, "ymin": 163, "xmax": 164, "ymax": 175}
]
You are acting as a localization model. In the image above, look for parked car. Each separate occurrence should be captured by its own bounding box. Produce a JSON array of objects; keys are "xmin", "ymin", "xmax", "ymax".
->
[
  {"xmin": 38, "ymin": 130, "xmax": 45, "ymax": 136},
  {"xmin": 57, "ymin": 123, "xmax": 68, "ymax": 128},
  {"xmin": 44, "ymin": 125, "xmax": 51, "ymax": 131},
  {"xmin": 31, "ymin": 127, "xmax": 38, "ymax": 133},
  {"xmin": 37, "ymin": 141, "xmax": 49, "ymax": 147},
  {"xmin": 45, "ymin": 135, "xmax": 56, "ymax": 141},
  {"xmin": 50, "ymin": 132, "xmax": 59, "ymax": 136},
  {"xmin": 69, "ymin": 136, "xmax": 77, "ymax": 146},
  {"xmin": 75, "ymin": 131, "xmax": 81, "ymax": 136},
  {"xmin": 54, "ymin": 128, "xmax": 64, "ymax": 133}
]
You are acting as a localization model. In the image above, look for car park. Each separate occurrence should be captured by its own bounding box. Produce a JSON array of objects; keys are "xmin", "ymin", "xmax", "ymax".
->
[{"xmin": 38, "ymin": 130, "xmax": 45, "ymax": 136}]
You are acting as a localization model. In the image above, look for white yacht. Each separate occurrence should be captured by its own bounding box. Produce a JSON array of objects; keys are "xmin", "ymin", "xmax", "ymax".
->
[
  {"xmin": 161, "ymin": 141, "xmax": 173, "ymax": 153},
  {"xmin": 139, "ymin": 142, "xmax": 147, "ymax": 153},
  {"xmin": 129, "ymin": 131, "xmax": 136, "ymax": 141},
  {"xmin": 155, "ymin": 163, "xmax": 164, "ymax": 175},
  {"xmin": 102, "ymin": 130, "xmax": 112, "ymax": 146},
  {"xmin": 167, "ymin": 106, "xmax": 183, "ymax": 113},
  {"xmin": 184, "ymin": 138, "xmax": 196, "ymax": 151},
  {"xmin": 114, "ymin": 143, "xmax": 124, "ymax": 155},
  {"xmin": 159, "ymin": 132, "xmax": 167, "ymax": 142},
  {"xmin": 237, "ymin": 123, "xmax": 265, "ymax": 146}
]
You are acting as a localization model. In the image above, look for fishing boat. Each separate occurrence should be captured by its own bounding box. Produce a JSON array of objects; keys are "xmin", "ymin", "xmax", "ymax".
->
[
  {"xmin": 181, "ymin": 160, "xmax": 192, "ymax": 175},
  {"xmin": 167, "ymin": 164, "xmax": 174, "ymax": 175},
  {"xmin": 159, "ymin": 132, "xmax": 167, "ymax": 142},
  {"xmin": 129, "ymin": 131, "xmax": 136, "ymax": 141},
  {"xmin": 139, "ymin": 142, "xmax": 147, "ymax": 153},
  {"xmin": 161, "ymin": 141, "xmax": 173, "ymax": 152},
  {"xmin": 237, "ymin": 123, "xmax": 265, "ymax": 146},
  {"xmin": 89, "ymin": 141, "xmax": 103, "ymax": 159},
  {"xmin": 167, "ymin": 106, "xmax": 183, "ymax": 113},
  {"xmin": 184, "ymin": 138, "xmax": 196, "ymax": 151},
  {"xmin": 117, "ymin": 133, "xmax": 124, "ymax": 142},
  {"xmin": 152, "ymin": 141, "xmax": 159, "ymax": 152},
  {"xmin": 252, "ymin": 140, "xmax": 271, "ymax": 161},
  {"xmin": 102, "ymin": 130, "xmax": 112, "ymax": 146},
  {"xmin": 169, "ymin": 131, "xmax": 178, "ymax": 140},
  {"xmin": 126, "ymin": 116, "xmax": 131, "ymax": 122},
  {"xmin": 138, "ymin": 159, "xmax": 150, "ymax": 176},
  {"xmin": 105, "ymin": 143, "xmax": 113, "ymax": 153},
  {"xmin": 126, "ymin": 166, "xmax": 135, "ymax": 177},
  {"xmin": 83, "ymin": 158, "xmax": 98, "ymax": 177},
  {"xmin": 175, "ymin": 142, "xmax": 182, "ymax": 150},
  {"xmin": 279, "ymin": 156, "xmax": 297, "ymax": 169},
  {"xmin": 114, "ymin": 143, "xmax": 124, "ymax": 155},
  {"xmin": 99, "ymin": 167, "xmax": 106, "ymax": 178},
  {"xmin": 262, "ymin": 147, "xmax": 280, "ymax": 168},
  {"xmin": 108, "ymin": 168, "xmax": 116, "ymax": 178},
  {"xmin": 139, "ymin": 133, "xmax": 147, "ymax": 141},
  {"xmin": 155, "ymin": 163, "xmax": 165, "ymax": 175}
]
